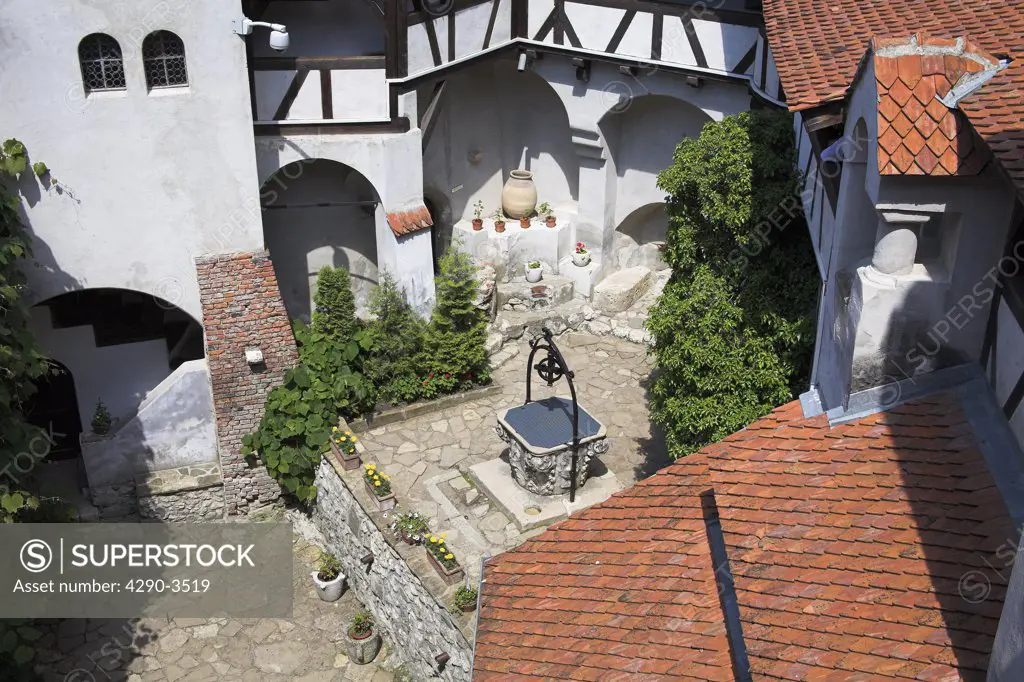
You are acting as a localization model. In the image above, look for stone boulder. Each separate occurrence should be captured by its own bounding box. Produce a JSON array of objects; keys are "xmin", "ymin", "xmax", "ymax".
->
[{"xmin": 592, "ymin": 267, "xmax": 652, "ymax": 313}]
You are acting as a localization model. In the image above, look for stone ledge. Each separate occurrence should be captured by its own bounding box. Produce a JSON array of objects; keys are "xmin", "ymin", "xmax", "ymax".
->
[
  {"xmin": 134, "ymin": 463, "xmax": 223, "ymax": 498},
  {"xmin": 348, "ymin": 384, "xmax": 503, "ymax": 433},
  {"xmin": 320, "ymin": 448, "xmax": 477, "ymax": 642}
]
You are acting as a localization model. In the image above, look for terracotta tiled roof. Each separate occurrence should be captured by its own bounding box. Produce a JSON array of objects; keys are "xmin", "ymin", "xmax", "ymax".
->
[
  {"xmin": 762, "ymin": 0, "xmax": 1024, "ymax": 192},
  {"xmin": 874, "ymin": 34, "xmax": 995, "ymax": 176},
  {"xmin": 475, "ymin": 456, "xmax": 735, "ymax": 681},
  {"xmin": 475, "ymin": 393, "xmax": 1016, "ymax": 680},
  {"xmin": 707, "ymin": 395, "xmax": 1014, "ymax": 680},
  {"xmin": 386, "ymin": 205, "xmax": 433, "ymax": 237}
]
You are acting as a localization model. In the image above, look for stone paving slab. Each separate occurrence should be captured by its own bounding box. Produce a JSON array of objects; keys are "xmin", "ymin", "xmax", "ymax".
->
[
  {"xmin": 33, "ymin": 536, "xmax": 402, "ymax": 682},
  {"xmin": 357, "ymin": 333, "xmax": 669, "ymax": 586}
]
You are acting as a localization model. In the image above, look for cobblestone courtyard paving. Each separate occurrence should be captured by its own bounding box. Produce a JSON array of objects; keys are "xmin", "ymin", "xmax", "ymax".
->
[
  {"xmin": 35, "ymin": 537, "xmax": 400, "ymax": 682},
  {"xmin": 357, "ymin": 332, "xmax": 668, "ymax": 582}
]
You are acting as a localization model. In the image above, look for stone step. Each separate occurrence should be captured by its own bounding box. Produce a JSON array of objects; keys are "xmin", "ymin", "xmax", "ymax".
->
[
  {"xmin": 497, "ymin": 275, "xmax": 575, "ymax": 312},
  {"xmin": 592, "ymin": 266, "xmax": 653, "ymax": 313}
]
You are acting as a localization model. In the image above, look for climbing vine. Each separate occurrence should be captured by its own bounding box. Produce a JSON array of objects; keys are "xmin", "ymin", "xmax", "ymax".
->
[{"xmin": 0, "ymin": 139, "xmax": 52, "ymax": 520}]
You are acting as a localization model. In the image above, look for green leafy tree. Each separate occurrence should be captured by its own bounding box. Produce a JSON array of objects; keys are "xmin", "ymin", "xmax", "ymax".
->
[
  {"xmin": 311, "ymin": 265, "xmax": 358, "ymax": 344},
  {"xmin": 0, "ymin": 139, "xmax": 52, "ymax": 520},
  {"xmin": 648, "ymin": 110, "xmax": 818, "ymax": 457},
  {"xmin": 362, "ymin": 271, "xmax": 424, "ymax": 404},
  {"xmin": 421, "ymin": 241, "xmax": 489, "ymax": 395}
]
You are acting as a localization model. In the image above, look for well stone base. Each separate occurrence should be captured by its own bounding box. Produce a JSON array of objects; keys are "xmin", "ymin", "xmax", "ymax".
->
[{"xmin": 468, "ymin": 457, "xmax": 623, "ymax": 531}]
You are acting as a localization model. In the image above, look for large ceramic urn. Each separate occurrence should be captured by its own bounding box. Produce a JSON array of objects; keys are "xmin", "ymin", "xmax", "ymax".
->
[{"xmin": 501, "ymin": 170, "xmax": 537, "ymax": 219}]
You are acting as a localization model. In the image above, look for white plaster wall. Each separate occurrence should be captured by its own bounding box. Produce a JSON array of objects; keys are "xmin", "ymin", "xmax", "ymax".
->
[
  {"xmin": 990, "ymin": 299, "xmax": 1024, "ymax": 449},
  {"xmin": 255, "ymin": 69, "xmax": 389, "ymax": 123},
  {"xmin": 29, "ymin": 307, "xmax": 170, "ymax": 425},
  {"xmin": 422, "ymin": 59, "xmax": 579, "ymax": 226},
  {"xmin": 604, "ymin": 95, "xmax": 711, "ymax": 225},
  {"xmin": 612, "ymin": 203, "xmax": 669, "ymax": 271},
  {"xmin": 262, "ymin": 160, "xmax": 379, "ymax": 322},
  {"xmin": 563, "ymin": 4, "xmax": 625, "ymax": 51},
  {"xmin": 0, "ymin": 0, "xmax": 263, "ymax": 320},
  {"xmin": 255, "ymin": 130, "xmax": 436, "ymax": 315},
  {"xmin": 691, "ymin": 20, "xmax": 758, "ymax": 73}
]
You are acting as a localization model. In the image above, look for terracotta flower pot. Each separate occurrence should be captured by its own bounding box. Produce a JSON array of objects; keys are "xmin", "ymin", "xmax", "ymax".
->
[
  {"xmin": 460, "ymin": 601, "xmax": 477, "ymax": 613},
  {"xmin": 471, "ymin": 218, "xmax": 483, "ymax": 231},
  {"xmin": 519, "ymin": 217, "xmax": 531, "ymax": 229},
  {"xmin": 545, "ymin": 216, "xmax": 556, "ymax": 227},
  {"xmin": 501, "ymin": 169, "xmax": 537, "ymax": 219},
  {"xmin": 330, "ymin": 440, "xmax": 361, "ymax": 470},
  {"xmin": 426, "ymin": 549, "xmax": 465, "ymax": 585},
  {"xmin": 494, "ymin": 220, "xmax": 505, "ymax": 233},
  {"xmin": 364, "ymin": 479, "xmax": 396, "ymax": 511}
]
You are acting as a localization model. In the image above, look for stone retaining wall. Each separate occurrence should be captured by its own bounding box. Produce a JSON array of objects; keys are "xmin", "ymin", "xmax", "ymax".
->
[
  {"xmin": 91, "ymin": 463, "xmax": 226, "ymax": 522},
  {"xmin": 312, "ymin": 454, "xmax": 474, "ymax": 682}
]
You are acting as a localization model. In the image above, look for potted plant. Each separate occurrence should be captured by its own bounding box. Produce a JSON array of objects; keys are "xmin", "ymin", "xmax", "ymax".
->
[
  {"xmin": 91, "ymin": 399, "xmax": 112, "ymax": 435},
  {"xmin": 471, "ymin": 200, "xmax": 484, "ymax": 231},
  {"xmin": 525, "ymin": 260, "xmax": 543, "ymax": 283},
  {"xmin": 392, "ymin": 510, "xmax": 430, "ymax": 545},
  {"xmin": 363, "ymin": 463, "xmax": 396, "ymax": 511},
  {"xmin": 492, "ymin": 208, "xmax": 506, "ymax": 233},
  {"xmin": 538, "ymin": 201, "xmax": 556, "ymax": 227},
  {"xmin": 311, "ymin": 552, "xmax": 345, "ymax": 602},
  {"xmin": 572, "ymin": 242, "xmax": 592, "ymax": 267},
  {"xmin": 425, "ymin": 533, "xmax": 465, "ymax": 584},
  {"xmin": 345, "ymin": 609, "xmax": 382, "ymax": 665},
  {"xmin": 330, "ymin": 426, "xmax": 360, "ymax": 470},
  {"xmin": 519, "ymin": 214, "xmax": 531, "ymax": 229},
  {"xmin": 452, "ymin": 585, "xmax": 478, "ymax": 613}
]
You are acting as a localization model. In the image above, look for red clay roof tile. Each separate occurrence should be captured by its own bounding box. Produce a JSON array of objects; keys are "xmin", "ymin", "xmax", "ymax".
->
[
  {"xmin": 385, "ymin": 205, "xmax": 433, "ymax": 237},
  {"xmin": 475, "ymin": 393, "xmax": 1015, "ymax": 680},
  {"xmin": 762, "ymin": 0, "xmax": 1024, "ymax": 192}
]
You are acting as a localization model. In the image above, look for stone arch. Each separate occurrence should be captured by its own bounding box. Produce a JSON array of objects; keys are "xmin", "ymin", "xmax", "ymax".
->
[
  {"xmin": 612, "ymin": 202, "xmax": 671, "ymax": 272},
  {"xmin": 421, "ymin": 57, "xmax": 579, "ymax": 227},
  {"xmin": 260, "ymin": 158, "xmax": 382, "ymax": 321},
  {"xmin": 29, "ymin": 288, "xmax": 204, "ymax": 430},
  {"xmin": 600, "ymin": 94, "xmax": 712, "ymax": 227}
]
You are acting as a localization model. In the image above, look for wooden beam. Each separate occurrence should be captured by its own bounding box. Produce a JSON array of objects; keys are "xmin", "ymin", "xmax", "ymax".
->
[
  {"xmin": 732, "ymin": 42, "xmax": 757, "ymax": 74},
  {"xmin": 511, "ymin": 0, "xmax": 528, "ymax": 38},
  {"xmin": 483, "ymin": 0, "xmax": 501, "ymax": 48},
  {"xmin": 605, "ymin": 10, "xmax": 635, "ymax": 53},
  {"xmin": 425, "ymin": 17, "xmax": 443, "ymax": 65},
  {"xmin": 651, "ymin": 14, "xmax": 663, "ymax": 60},
  {"xmin": 320, "ymin": 70, "xmax": 333, "ymax": 119},
  {"xmin": 448, "ymin": 12, "xmax": 456, "ymax": 61},
  {"xmin": 272, "ymin": 70, "xmax": 309, "ymax": 121},
  {"xmin": 681, "ymin": 16, "xmax": 706, "ymax": 67},
  {"xmin": 533, "ymin": 8, "xmax": 557, "ymax": 41},
  {"xmin": 567, "ymin": 0, "xmax": 763, "ymax": 27},
  {"xmin": 555, "ymin": 0, "xmax": 565, "ymax": 44},
  {"xmin": 408, "ymin": 0, "xmax": 491, "ymax": 25},
  {"xmin": 253, "ymin": 55, "xmax": 386, "ymax": 70},
  {"xmin": 254, "ymin": 119, "xmax": 412, "ymax": 136}
]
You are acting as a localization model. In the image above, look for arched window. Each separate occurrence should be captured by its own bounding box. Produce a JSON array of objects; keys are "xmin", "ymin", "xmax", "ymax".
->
[
  {"xmin": 142, "ymin": 31, "xmax": 188, "ymax": 89},
  {"xmin": 78, "ymin": 34, "xmax": 126, "ymax": 93}
]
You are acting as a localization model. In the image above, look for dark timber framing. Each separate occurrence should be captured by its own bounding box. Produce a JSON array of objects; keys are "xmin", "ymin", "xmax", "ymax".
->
[
  {"xmin": 272, "ymin": 70, "xmax": 308, "ymax": 121},
  {"xmin": 651, "ymin": 14, "xmax": 663, "ymax": 60},
  {"xmin": 425, "ymin": 16, "xmax": 443, "ymax": 66},
  {"xmin": 253, "ymin": 119, "xmax": 411, "ymax": 136},
  {"xmin": 732, "ymin": 42, "xmax": 757, "ymax": 74},
  {"xmin": 606, "ymin": 10, "xmax": 635, "ymax": 53},
  {"xmin": 483, "ymin": 0, "xmax": 501, "ymax": 48},
  {"xmin": 511, "ymin": 0, "xmax": 528, "ymax": 38},
  {"xmin": 253, "ymin": 56, "xmax": 386, "ymax": 70},
  {"xmin": 319, "ymin": 70, "xmax": 333, "ymax": 119},
  {"xmin": 681, "ymin": 16, "xmax": 707, "ymax": 67},
  {"xmin": 572, "ymin": 0, "xmax": 762, "ymax": 27}
]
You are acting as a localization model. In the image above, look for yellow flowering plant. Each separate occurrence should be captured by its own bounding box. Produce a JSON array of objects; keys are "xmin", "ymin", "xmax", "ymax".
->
[
  {"xmin": 426, "ymin": 531, "xmax": 458, "ymax": 569},
  {"xmin": 362, "ymin": 463, "xmax": 392, "ymax": 497},
  {"xmin": 331, "ymin": 426, "xmax": 358, "ymax": 456}
]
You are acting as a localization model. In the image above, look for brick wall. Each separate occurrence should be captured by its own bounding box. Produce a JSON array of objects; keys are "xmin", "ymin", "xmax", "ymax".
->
[{"xmin": 195, "ymin": 251, "xmax": 298, "ymax": 515}]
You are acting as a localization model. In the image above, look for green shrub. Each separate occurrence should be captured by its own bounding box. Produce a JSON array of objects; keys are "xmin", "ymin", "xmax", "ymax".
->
[
  {"xmin": 241, "ymin": 322, "xmax": 372, "ymax": 504},
  {"xmin": 362, "ymin": 272, "xmax": 425, "ymax": 404},
  {"xmin": 648, "ymin": 110, "xmax": 818, "ymax": 458},
  {"xmin": 311, "ymin": 265, "xmax": 358, "ymax": 344},
  {"xmin": 421, "ymin": 243, "xmax": 490, "ymax": 394}
]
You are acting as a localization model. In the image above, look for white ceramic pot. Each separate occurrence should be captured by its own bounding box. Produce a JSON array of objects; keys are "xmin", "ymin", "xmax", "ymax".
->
[
  {"xmin": 311, "ymin": 570, "xmax": 345, "ymax": 602},
  {"xmin": 525, "ymin": 265, "xmax": 543, "ymax": 283},
  {"xmin": 501, "ymin": 170, "xmax": 537, "ymax": 219},
  {"xmin": 572, "ymin": 251, "xmax": 591, "ymax": 267}
]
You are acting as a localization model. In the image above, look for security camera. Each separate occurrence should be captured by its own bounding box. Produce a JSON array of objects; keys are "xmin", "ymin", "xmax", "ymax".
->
[
  {"xmin": 232, "ymin": 17, "xmax": 290, "ymax": 53},
  {"xmin": 268, "ymin": 28, "xmax": 289, "ymax": 52}
]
